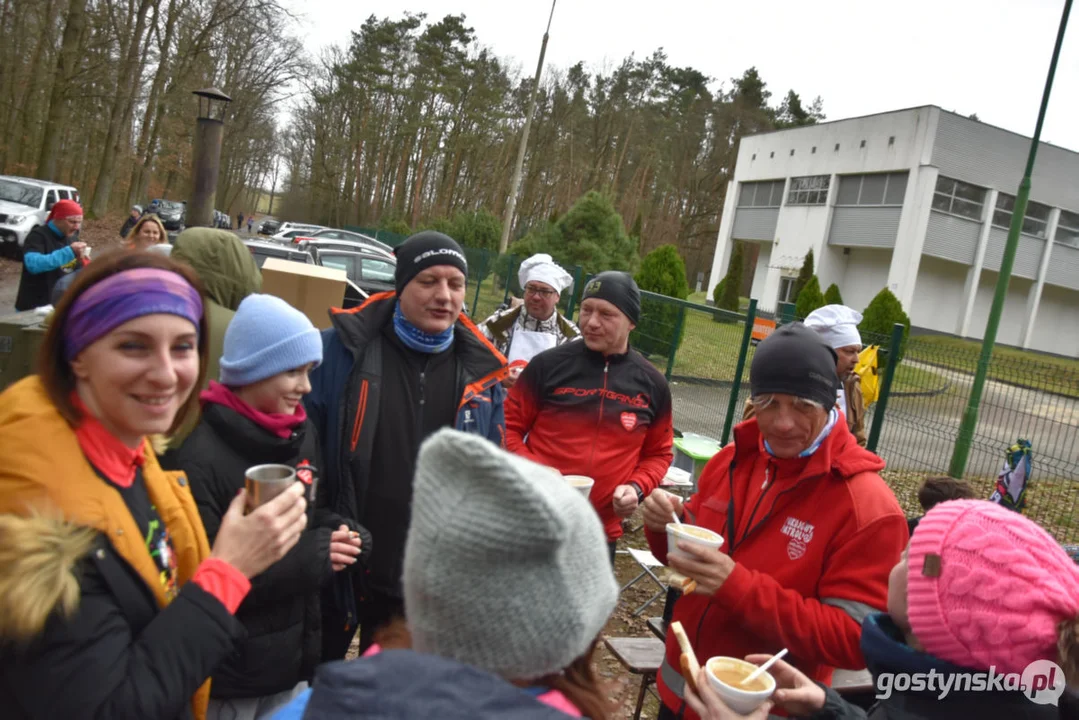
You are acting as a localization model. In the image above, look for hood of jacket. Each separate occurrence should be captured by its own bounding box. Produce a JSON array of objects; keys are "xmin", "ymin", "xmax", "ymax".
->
[
  {"xmin": 330, "ymin": 292, "xmax": 508, "ymax": 388},
  {"xmin": 301, "ymin": 650, "xmax": 572, "ymax": 720},
  {"xmin": 0, "ymin": 513, "xmax": 96, "ymax": 643},
  {"xmin": 171, "ymin": 228, "xmax": 261, "ymax": 311},
  {"xmin": 731, "ymin": 410, "xmax": 885, "ymax": 483}
]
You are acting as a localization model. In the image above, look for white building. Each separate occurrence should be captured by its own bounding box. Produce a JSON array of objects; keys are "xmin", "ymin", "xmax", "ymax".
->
[{"xmin": 708, "ymin": 106, "xmax": 1079, "ymax": 357}]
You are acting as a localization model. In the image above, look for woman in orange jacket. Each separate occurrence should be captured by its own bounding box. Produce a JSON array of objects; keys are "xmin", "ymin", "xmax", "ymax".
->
[{"xmin": 0, "ymin": 250, "xmax": 307, "ymax": 720}]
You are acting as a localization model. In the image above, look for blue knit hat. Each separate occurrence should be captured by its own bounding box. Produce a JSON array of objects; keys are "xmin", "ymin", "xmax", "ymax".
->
[{"xmin": 219, "ymin": 294, "xmax": 322, "ymax": 386}]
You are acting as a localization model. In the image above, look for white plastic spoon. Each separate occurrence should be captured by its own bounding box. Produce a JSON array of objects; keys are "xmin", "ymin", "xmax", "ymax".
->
[{"xmin": 742, "ymin": 648, "xmax": 789, "ymax": 686}]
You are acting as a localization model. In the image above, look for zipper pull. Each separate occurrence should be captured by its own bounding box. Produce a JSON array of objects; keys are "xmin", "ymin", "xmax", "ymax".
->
[
  {"xmin": 761, "ymin": 466, "xmax": 771, "ymax": 490},
  {"xmin": 604, "ymin": 361, "xmax": 609, "ymax": 374}
]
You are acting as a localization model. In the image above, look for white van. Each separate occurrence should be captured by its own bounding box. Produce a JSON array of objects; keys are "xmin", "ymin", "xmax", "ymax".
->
[{"xmin": 0, "ymin": 176, "xmax": 81, "ymax": 255}]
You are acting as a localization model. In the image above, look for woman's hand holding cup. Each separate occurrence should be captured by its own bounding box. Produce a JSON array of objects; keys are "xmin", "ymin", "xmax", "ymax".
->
[
  {"xmin": 642, "ymin": 488, "xmax": 684, "ymax": 533},
  {"xmin": 212, "ymin": 483, "xmax": 307, "ymax": 578},
  {"xmin": 329, "ymin": 524, "xmax": 362, "ymax": 572},
  {"xmin": 744, "ymin": 655, "xmax": 826, "ymax": 715}
]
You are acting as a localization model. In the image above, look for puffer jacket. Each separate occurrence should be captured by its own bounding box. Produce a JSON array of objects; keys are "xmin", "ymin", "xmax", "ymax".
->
[
  {"xmin": 0, "ymin": 376, "xmax": 243, "ymax": 720},
  {"xmin": 167, "ymin": 228, "xmax": 262, "ymax": 448},
  {"xmin": 806, "ymin": 614, "xmax": 1076, "ymax": 719},
  {"xmin": 161, "ymin": 400, "xmax": 369, "ymax": 699}
]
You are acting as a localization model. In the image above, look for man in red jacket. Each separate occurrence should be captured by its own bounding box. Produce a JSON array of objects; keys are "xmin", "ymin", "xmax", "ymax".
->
[
  {"xmin": 642, "ymin": 322, "xmax": 908, "ymax": 720},
  {"xmin": 506, "ymin": 271, "xmax": 674, "ymax": 562}
]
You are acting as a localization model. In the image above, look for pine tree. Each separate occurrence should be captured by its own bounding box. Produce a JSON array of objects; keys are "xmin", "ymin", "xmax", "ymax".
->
[
  {"xmin": 791, "ymin": 249, "xmax": 815, "ymax": 302},
  {"xmin": 824, "ymin": 283, "xmax": 844, "ymax": 305},
  {"xmin": 719, "ymin": 242, "xmax": 744, "ymax": 312},
  {"xmin": 795, "ymin": 276, "xmax": 825, "ymax": 319},
  {"xmin": 632, "ymin": 245, "xmax": 690, "ymax": 357},
  {"xmin": 859, "ymin": 288, "xmax": 912, "ymax": 362}
]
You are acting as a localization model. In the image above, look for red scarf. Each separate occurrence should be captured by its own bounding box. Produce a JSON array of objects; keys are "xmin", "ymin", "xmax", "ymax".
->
[
  {"xmin": 200, "ymin": 381, "xmax": 307, "ymax": 439},
  {"xmin": 71, "ymin": 393, "xmax": 145, "ymax": 488}
]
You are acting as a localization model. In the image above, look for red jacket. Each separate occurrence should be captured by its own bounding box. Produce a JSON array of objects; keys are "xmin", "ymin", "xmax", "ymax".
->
[
  {"xmin": 646, "ymin": 416, "xmax": 908, "ymax": 718},
  {"xmin": 506, "ymin": 341, "xmax": 674, "ymax": 540}
]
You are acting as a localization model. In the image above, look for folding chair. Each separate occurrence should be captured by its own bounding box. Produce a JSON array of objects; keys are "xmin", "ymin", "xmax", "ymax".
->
[{"xmin": 620, "ymin": 547, "xmax": 668, "ymax": 617}]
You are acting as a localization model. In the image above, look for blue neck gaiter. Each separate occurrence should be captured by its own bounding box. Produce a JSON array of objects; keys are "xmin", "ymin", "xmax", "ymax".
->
[
  {"xmin": 392, "ymin": 302, "xmax": 454, "ymax": 354},
  {"xmin": 765, "ymin": 407, "xmax": 839, "ymax": 458}
]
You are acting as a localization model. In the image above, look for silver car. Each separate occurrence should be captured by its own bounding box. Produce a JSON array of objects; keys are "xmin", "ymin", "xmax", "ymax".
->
[{"xmin": 0, "ymin": 176, "xmax": 81, "ymax": 254}]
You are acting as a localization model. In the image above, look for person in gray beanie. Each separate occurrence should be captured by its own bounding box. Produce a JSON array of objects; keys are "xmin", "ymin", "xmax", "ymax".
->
[
  {"xmin": 272, "ymin": 427, "xmax": 619, "ymax": 719},
  {"xmin": 162, "ymin": 294, "xmax": 369, "ymax": 720}
]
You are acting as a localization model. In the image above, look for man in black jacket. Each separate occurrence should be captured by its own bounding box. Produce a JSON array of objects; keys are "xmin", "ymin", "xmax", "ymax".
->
[
  {"xmin": 14, "ymin": 199, "xmax": 86, "ymax": 311},
  {"xmin": 308, "ymin": 231, "xmax": 508, "ymax": 659}
]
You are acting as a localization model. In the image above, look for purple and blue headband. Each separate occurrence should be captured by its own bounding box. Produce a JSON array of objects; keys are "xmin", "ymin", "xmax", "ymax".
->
[{"xmin": 63, "ymin": 268, "xmax": 204, "ymax": 361}]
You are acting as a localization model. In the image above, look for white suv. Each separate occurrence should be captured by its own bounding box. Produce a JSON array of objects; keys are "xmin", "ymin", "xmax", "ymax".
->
[{"xmin": 0, "ymin": 176, "xmax": 81, "ymax": 255}]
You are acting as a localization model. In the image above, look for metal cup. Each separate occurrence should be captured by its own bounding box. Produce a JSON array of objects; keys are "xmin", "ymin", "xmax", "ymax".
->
[{"xmin": 244, "ymin": 464, "xmax": 296, "ymax": 512}]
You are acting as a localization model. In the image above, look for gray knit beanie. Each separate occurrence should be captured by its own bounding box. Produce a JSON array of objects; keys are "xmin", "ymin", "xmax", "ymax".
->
[{"xmin": 403, "ymin": 428, "xmax": 618, "ymax": 680}]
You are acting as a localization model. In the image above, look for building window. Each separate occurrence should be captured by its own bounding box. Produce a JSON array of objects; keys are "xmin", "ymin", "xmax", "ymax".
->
[
  {"xmin": 811, "ymin": 146, "xmax": 817, "ymax": 154},
  {"xmin": 790, "ymin": 149, "xmax": 795, "ymax": 156},
  {"xmin": 888, "ymin": 136, "xmax": 895, "ymax": 146},
  {"xmin": 834, "ymin": 143, "xmax": 840, "ymax": 151},
  {"xmin": 737, "ymin": 179, "xmax": 785, "ymax": 208},
  {"xmin": 836, "ymin": 172, "xmax": 909, "ymax": 206},
  {"xmin": 1057, "ymin": 210, "xmax": 1079, "ymax": 248},
  {"xmin": 931, "ymin": 176, "xmax": 987, "ymax": 221},
  {"xmin": 787, "ymin": 175, "xmax": 830, "ymax": 205},
  {"xmin": 860, "ymin": 139, "xmax": 866, "ymax": 148},
  {"xmin": 778, "ymin": 276, "xmax": 796, "ymax": 304},
  {"xmin": 752, "ymin": 153, "xmax": 757, "ymax": 160},
  {"xmin": 770, "ymin": 151, "xmax": 774, "ymax": 158},
  {"xmin": 993, "ymin": 193, "xmax": 1051, "ymax": 238}
]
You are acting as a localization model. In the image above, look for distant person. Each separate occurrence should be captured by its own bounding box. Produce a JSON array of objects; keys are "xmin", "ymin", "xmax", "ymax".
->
[
  {"xmin": 479, "ymin": 253, "xmax": 579, "ymax": 388},
  {"xmin": 246, "ymin": 216, "xmax": 254, "ymax": 233},
  {"xmin": 15, "ymin": 199, "xmax": 86, "ymax": 311},
  {"xmin": 119, "ymin": 204, "xmax": 143, "ymax": 238},
  {"xmin": 237, "ymin": 212, "xmax": 244, "ymax": 230},
  {"xmin": 126, "ymin": 215, "xmax": 169, "ymax": 252},
  {"xmin": 906, "ymin": 475, "xmax": 975, "ymax": 535}
]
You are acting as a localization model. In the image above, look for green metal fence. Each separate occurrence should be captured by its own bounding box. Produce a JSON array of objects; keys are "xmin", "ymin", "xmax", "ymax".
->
[
  {"xmin": 462, "ymin": 250, "xmax": 1079, "ymax": 543},
  {"xmin": 343, "ymin": 226, "xmax": 409, "ymax": 247}
]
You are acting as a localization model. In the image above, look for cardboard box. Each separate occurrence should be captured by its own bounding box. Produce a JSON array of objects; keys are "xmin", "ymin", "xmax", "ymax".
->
[
  {"xmin": 0, "ymin": 311, "xmax": 48, "ymax": 391},
  {"xmin": 259, "ymin": 258, "xmax": 347, "ymax": 330}
]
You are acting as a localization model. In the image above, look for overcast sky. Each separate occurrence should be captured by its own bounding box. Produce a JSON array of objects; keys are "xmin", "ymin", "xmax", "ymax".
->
[{"xmin": 287, "ymin": 0, "xmax": 1079, "ymax": 151}]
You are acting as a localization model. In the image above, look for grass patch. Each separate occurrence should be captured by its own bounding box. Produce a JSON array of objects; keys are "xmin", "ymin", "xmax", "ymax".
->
[
  {"xmin": 890, "ymin": 363, "xmax": 950, "ymax": 395},
  {"xmin": 881, "ymin": 470, "xmax": 1079, "ymax": 544},
  {"xmin": 907, "ymin": 335, "xmax": 1079, "ymax": 399}
]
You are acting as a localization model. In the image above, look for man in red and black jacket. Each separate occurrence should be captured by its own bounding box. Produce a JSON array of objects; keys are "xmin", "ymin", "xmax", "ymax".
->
[{"xmin": 506, "ymin": 271, "xmax": 674, "ymax": 561}]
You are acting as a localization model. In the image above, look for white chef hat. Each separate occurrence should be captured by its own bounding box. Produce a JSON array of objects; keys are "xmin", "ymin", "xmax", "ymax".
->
[
  {"xmin": 518, "ymin": 253, "xmax": 573, "ymax": 294},
  {"xmin": 804, "ymin": 304, "xmax": 863, "ymax": 349}
]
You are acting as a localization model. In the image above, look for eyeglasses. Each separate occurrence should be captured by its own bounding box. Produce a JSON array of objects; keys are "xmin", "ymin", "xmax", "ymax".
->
[{"xmin": 524, "ymin": 285, "xmax": 557, "ymax": 298}]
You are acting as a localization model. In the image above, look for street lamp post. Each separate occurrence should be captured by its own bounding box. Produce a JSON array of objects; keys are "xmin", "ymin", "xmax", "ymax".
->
[
  {"xmin": 949, "ymin": 0, "xmax": 1072, "ymax": 478},
  {"xmin": 188, "ymin": 87, "xmax": 232, "ymax": 228}
]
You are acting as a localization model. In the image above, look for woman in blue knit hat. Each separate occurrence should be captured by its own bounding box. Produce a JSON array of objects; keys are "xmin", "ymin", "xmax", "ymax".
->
[{"xmin": 163, "ymin": 294, "xmax": 370, "ymax": 720}]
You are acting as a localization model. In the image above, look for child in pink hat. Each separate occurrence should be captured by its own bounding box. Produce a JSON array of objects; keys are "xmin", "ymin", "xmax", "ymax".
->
[{"xmin": 681, "ymin": 500, "xmax": 1079, "ymax": 719}]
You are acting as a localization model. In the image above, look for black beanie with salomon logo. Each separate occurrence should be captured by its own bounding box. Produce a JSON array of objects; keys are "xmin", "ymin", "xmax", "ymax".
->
[
  {"xmin": 394, "ymin": 231, "xmax": 469, "ymax": 295},
  {"xmin": 750, "ymin": 322, "xmax": 839, "ymax": 409}
]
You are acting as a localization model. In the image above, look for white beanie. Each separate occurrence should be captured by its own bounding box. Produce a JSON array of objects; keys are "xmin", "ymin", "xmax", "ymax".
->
[
  {"xmin": 404, "ymin": 428, "xmax": 618, "ymax": 680},
  {"xmin": 804, "ymin": 304, "xmax": 863, "ymax": 349},
  {"xmin": 518, "ymin": 253, "xmax": 573, "ymax": 294}
]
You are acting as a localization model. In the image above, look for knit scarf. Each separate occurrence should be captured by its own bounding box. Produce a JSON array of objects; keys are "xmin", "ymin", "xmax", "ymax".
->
[
  {"xmin": 764, "ymin": 407, "xmax": 839, "ymax": 459},
  {"xmin": 200, "ymin": 380, "xmax": 307, "ymax": 439},
  {"xmin": 392, "ymin": 302, "xmax": 454, "ymax": 354}
]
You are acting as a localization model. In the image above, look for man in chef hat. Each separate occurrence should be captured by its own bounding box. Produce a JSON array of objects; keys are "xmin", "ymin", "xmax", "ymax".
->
[
  {"xmin": 480, "ymin": 253, "xmax": 580, "ymax": 387},
  {"xmin": 742, "ymin": 304, "xmax": 867, "ymax": 446}
]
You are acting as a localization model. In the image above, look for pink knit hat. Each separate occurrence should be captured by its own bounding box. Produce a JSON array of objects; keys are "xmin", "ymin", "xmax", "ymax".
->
[{"xmin": 908, "ymin": 499, "xmax": 1079, "ymax": 675}]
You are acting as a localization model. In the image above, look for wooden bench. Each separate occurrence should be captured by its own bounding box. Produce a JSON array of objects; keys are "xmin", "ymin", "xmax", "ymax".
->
[{"xmin": 604, "ymin": 636, "xmax": 666, "ymax": 720}]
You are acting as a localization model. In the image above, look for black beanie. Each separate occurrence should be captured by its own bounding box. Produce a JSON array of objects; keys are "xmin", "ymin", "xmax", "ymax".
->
[
  {"xmin": 393, "ymin": 231, "xmax": 468, "ymax": 295},
  {"xmin": 581, "ymin": 271, "xmax": 641, "ymax": 324},
  {"xmin": 750, "ymin": 322, "xmax": 839, "ymax": 409}
]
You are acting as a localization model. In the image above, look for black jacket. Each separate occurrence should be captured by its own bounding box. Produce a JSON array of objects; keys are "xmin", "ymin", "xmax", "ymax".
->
[
  {"xmin": 807, "ymin": 614, "xmax": 1077, "ymax": 720},
  {"xmin": 0, "ymin": 523, "xmax": 244, "ymax": 719},
  {"xmin": 307, "ymin": 293, "xmax": 507, "ymax": 640},
  {"xmin": 162, "ymin": 402, "xmax": 369, "ymax": 699},
  {"xmin": 15, "ymin": 223, "xmax": 78, "ymax": 310}
]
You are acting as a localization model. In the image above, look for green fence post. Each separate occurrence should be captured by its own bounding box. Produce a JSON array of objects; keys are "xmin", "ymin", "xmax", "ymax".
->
[
  {"xmin": 565, "ymin": 265, "xmax": 583, "ymax": 318},
  {"xmin": 664, "ymin": 306, "xmax": 687, "ymax": 382},
  {"xmin": 721, "ymin": 299, "xmax": 757, "ymax": 445},
  {"xmin": 777, "ymin": 301, "xmax": 796, "ymax": 325},
  {"xmin": 471, "ymin": 250, "xmax": 486, "ymax": 319},
  {"xmin": 866, "ymin": 322, "xmax": 904, "ymax": 453}
]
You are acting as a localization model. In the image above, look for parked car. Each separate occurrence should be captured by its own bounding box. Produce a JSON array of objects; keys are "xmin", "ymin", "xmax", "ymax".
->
[
  {"xmin": 212, "ymin": 210, "xmax": 231, "ymax": 229},
  {"xmin": 243, "ymin": 239, "xmax": 369, "ymax": 309},
  {"xmin": 269, "ymin": 227, "xmax": 325, "ymax": 244},
  {"xmin": 0, "ymin": 176, "xmax": 80, "ymax": 255},
  {"xmin": 259, "ymin": 217, "xmax": 281, "ymax": 235},
  {"xmin": 308, "ymin": 247, "xmax": 396, "ymax": 296},
  {"xmin": 148, "ymin": 199, "xmax": 185, "ymax": 231},
  {"xmin": 294, "ymin": 237, "xmax": 394, "ymax": 260},
  {"xmin": 304, "ymin": 228, "xmax": 394, "ymax": 255},
  {"xmin": 277, "ymin": 222, "xmax": 323, "ymax": 235}
]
